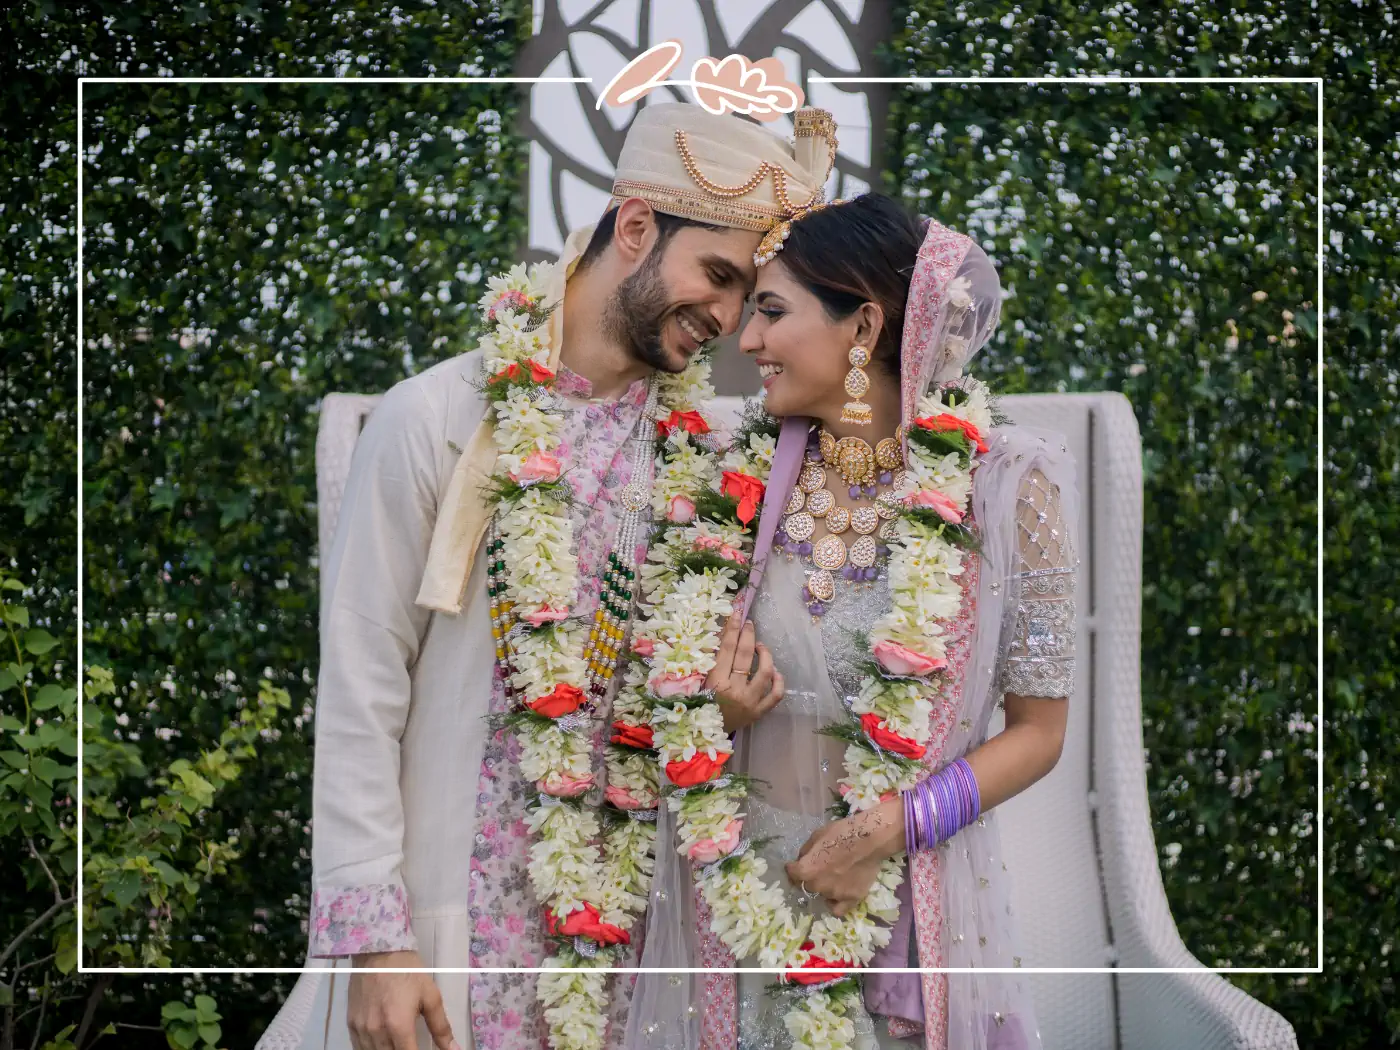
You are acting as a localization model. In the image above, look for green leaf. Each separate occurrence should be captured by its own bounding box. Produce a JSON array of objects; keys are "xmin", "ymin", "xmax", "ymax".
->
[
  {"xmin": 110, "ymin": 870, "xmax": 144, "ymax": 909},
  {"xmin": 169, "ymin": 1026, "xmax": 198, "ymax": 1050},
  {"xmin": 197, "ymin": 1024, "xmax": 222, "ymax": 1047},
  {"xmin": 151, "ymin": 484, "xmax": 178, "ymax": 511},
  {"xmin": 193, "ymin": 995, "xmax": 219, "ymax": 1020},
  {"xmin": 34, "ymin": 683, "xmax": 74, "ymax": 710},
  {"xmin": 55, "ymin": 929, "xmax": 77, "ymax": 974},
  {"xmin": 0, "ymin": 668, "xmax": 15, "ymax": 691},
  {"xmin": 162, "ymin": 1002, "xmax": 196, "ymax": 1022},
  {"xmin": 24, "ymin": 629, "xmax": 58, "ymax": 655},
  {"xmin": 1, "ymin": 603, "xmax": 30, "ymax": 627},
  {"xmin": 0, "ymin": 750, "xmax": 27, "ymax": 770}
]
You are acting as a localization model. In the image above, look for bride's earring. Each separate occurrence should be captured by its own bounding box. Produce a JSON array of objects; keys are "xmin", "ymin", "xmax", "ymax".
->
[{"xmin": 841, "ymin": 345, "xmax": 872, "ymax": 426}]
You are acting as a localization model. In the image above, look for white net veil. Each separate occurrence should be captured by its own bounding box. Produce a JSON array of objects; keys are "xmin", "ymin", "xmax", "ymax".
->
[{"xmin": 624, "ymin": 215, "xmax": 1080, "ymax": 1050}]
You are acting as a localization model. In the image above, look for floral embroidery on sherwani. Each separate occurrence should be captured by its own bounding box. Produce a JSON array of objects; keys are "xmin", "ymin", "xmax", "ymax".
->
[
  {"xmin": 468, "ymin": 365, "xmax": 648, "ymax": 1050},
  {"xmin": 308, "ymin": 884, "xmax": 415, "ymax": 957}
]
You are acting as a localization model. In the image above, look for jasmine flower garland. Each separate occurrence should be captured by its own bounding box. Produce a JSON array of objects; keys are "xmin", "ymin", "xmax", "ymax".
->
[{"xmin": 479, "ymin": 261, "xmax": 724, "ymax": 1050}]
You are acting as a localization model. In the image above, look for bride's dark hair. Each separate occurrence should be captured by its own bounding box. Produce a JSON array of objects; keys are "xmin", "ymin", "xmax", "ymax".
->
[{"xmin": 774, "ymin": 192, "xmax": 926, "ymax": 376}]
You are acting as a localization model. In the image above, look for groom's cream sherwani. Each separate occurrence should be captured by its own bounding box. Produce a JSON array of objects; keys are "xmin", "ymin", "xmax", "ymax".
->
[{"xmin": 258, "ymin": 99, "xmax": 842, "ymax": 1050}]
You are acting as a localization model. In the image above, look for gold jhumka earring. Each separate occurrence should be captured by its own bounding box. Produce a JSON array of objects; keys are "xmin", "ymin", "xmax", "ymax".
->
[{"xmin": 841, "ymin": 344, "xmax": 872, "ymax": 426}]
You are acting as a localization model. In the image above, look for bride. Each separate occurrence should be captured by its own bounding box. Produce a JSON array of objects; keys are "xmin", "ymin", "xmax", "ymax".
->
[{"xmin": 627, "ymin": 194, "xmax": 1080, "ymax": 1050}]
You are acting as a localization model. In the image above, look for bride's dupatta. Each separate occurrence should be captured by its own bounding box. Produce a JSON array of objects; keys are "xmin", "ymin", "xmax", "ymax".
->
[{"xmin": 626, "ymin": 220, "xmax": 1080, "ymax": 1050}]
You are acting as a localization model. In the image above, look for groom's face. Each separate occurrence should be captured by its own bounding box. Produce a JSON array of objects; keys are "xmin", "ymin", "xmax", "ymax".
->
[{"xmin": 606, "ymin": 222, "xmax": 760, "ymax": 374}]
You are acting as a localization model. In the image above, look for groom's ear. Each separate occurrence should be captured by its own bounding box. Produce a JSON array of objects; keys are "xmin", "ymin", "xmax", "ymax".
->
[{"xmin": 612, "ymin": 196, "xmax": 660, "ymax": 266}]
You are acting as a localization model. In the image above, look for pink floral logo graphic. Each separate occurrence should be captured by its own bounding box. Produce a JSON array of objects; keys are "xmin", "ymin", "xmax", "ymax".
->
[{"xmin": 597, "ymin": 40, "xmax": 804, "ymax": 123}]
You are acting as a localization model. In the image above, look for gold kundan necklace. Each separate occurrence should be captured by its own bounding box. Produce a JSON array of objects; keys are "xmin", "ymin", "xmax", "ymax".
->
[{"xmin": 779, "ymin": 426, "xmax": 906, "ymax": 617}]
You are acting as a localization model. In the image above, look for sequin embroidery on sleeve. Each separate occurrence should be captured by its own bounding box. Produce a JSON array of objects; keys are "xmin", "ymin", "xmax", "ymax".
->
[{"xmin": 999, "ymin": 468, "xmax": 1077, "ymax": 698}]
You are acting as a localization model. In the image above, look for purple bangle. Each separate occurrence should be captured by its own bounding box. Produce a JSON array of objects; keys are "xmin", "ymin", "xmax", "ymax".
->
[
  {"xmin": 901, "ymin": 758, "xmax": 983, "ymax": 853},
  {"xmin": 903, "ymin": 789, "xmax": 916, "ymax": 857}
]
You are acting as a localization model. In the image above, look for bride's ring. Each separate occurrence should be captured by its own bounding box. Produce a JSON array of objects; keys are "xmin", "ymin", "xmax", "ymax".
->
[{"xmin": 800, "ymin": 882, "xmax": 811, "ymax": 896}]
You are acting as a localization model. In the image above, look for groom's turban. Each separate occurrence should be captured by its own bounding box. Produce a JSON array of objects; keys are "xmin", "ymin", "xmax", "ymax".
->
[{"xmin": 609, "ymin": 103, "xmax": 840, "ymax": 231}]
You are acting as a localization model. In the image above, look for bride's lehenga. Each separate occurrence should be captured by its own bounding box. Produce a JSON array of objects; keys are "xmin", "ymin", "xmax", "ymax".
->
[{"xmin": 727, "ymin": 452, "xmax": 1076, "ymax": 1050}]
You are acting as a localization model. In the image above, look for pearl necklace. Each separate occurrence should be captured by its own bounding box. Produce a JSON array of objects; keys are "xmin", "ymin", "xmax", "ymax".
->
[{"xmin": 778, "ymin": 425, "xmax": 906, "ymax": 616}]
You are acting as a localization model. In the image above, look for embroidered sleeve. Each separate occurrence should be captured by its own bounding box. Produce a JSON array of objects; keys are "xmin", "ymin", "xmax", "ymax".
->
[
  {"xmin": 999, "ymin": 467, "xmax": 1078, "ymax": 699},
  {"xmin": 309, "ymin": 883, "xmax": 417, "ymax": 958}
]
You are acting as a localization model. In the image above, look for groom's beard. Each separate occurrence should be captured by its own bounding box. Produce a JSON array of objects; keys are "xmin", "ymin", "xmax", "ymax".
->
[{"xmin": 602, "ymin": 246, "xmax": 687, "ymax": 374}]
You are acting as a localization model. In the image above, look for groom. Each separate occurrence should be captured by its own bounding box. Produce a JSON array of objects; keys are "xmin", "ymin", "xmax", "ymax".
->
[{"xmin": 258, "ymin": 102, "xmax": 834, "ymax": 1050}]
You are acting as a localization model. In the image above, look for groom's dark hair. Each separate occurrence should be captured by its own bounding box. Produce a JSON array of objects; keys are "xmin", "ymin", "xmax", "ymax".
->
[
  {"xmin": 776, "ymin": 193, "xmax": 926, "ymax": 377},
  {"xmin": 576, "ymin": 205, "xmax": 723, "ymax": 271}
]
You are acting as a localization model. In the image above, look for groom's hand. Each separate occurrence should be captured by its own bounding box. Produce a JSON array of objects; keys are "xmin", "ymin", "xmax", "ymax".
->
[
  {"xmin": 707, "ymin": 614, "xmax": 785, "ymax": 733},
  {"xmin": 348, "ymin": 950, "xmax": 459, "ymax": 1050}
]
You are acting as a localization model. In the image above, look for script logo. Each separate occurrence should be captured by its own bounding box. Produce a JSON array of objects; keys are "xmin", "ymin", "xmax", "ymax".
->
[{"xmin": 596, "ymin": 40, "xmax": 804, "ymax": 122}]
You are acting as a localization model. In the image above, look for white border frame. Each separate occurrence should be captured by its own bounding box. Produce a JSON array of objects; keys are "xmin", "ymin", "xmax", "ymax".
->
[{"xmin": 74, "ymin": 73, "xmax": 1326, "ymax": 977}]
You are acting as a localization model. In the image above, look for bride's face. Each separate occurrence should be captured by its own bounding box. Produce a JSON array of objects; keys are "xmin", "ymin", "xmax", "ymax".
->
[{"xmin": 739, "ymin": 261, "xmax": 854, "ymax": 420}]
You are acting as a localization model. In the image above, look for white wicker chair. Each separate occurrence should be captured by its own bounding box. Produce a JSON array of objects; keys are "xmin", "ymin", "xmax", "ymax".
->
[{"xmin": 312, "ymin": 390, "xmax": 1297, "ymax": 1050}]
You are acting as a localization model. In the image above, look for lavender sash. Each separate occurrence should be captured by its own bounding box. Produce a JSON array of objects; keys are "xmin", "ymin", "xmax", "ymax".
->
[{"xmin": 732, "ymin": 416, "xmax": 810, "ymax": 623}]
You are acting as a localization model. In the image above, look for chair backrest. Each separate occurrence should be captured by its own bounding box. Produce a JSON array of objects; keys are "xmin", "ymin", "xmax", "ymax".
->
[{"xmin": 315, "ymin": 390, "xmax": 1143, "ymax": 1049}]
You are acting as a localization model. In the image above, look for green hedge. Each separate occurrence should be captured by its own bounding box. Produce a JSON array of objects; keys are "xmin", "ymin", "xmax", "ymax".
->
[
  {"xmin": 889, "ymin": 1, "xmax": 1395, "ymax": 1044},
  {"xmin": 4, "ymin": 2, "xmax": 530, "ymax": 1046}
]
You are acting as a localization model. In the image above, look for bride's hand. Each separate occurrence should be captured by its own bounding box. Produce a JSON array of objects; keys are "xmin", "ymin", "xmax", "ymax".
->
[
  {"xmin": 785, "ymin": 799, "xmax": 905, "ymax": 917},
  {"xmin": 705, "ymin": 613, "xmax": 785, "ymax": 733}
]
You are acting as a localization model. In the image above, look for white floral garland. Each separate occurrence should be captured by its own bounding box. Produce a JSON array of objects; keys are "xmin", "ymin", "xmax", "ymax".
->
[
  {"xmin": 632, "ymin": 381, "xmax": 996, "ymax": 1050},
  {"xmin": 478, "ymin": 263, "xmax": 723, "ymax": 1050}
]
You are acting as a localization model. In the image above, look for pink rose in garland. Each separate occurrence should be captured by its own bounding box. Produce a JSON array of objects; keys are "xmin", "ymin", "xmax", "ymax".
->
[
  {"xmin": 486, "ymin": 288, "xmax": 533, "ymax": 321},
  {"xmin": 666, "ymin": 495, "xmax": 696, "ymax": 523},
  {"xmin": 687, "ymin": 817, "xmax": 743, "ymax": 864},
  {"xmin": 872, "ymin": 639, "xmax": 947, "ymax": 677},
  {"xmin": 522, "ymin": 605, "xmax": 570, "ymax": 628},
  {"xmin": 905, "ymin": 488, "xmax": 963, "ymax": 523},
  {"xmin": 631, "ymin": 635, "xmax": 656, "ymax": 657},
  {"xmin": 536, "ymin": 770, "xmax": 594, "ymax": 797},
  {"xmin": 694, "ymin": 535, "xmax": 748, "ymax": 565},
  {"xmin": 649, "ymin": 671, "xmax": 707, "ymax": 698},
  {"xmin": 511, "ymin": 450, "xmax": 563, "ymax": 486},
  {"xmin": 604, "ymin": 784, "xmax": 657, "ymax": 811}
]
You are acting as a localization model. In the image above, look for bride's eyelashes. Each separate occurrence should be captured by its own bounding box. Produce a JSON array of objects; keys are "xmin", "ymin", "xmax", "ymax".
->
[{"xmin": 758, "ymin": 306, "xmax": 785, "ymax": 320}]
